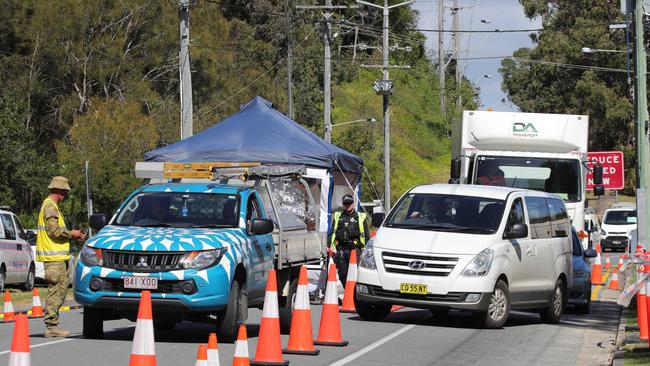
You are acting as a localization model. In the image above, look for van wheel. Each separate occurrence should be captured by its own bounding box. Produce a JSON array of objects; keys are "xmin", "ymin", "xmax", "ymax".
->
[
  {"xmin": 83, "ymin": 306, "xmax": 104, "ymax": 339},
  {"xmin": 475, "ymin": 280, "xmax": 510, "ymax": 329},
  {"xmin": 540, "ymin": 279, "xmax": 565, "ymax": 323},
  {"xmin": 354, "ymin": 293, "xmax": 391, "ymax": 321},
  {"xmin": 217, "ymin": 280, "xmax": 247, "ymax": 343},
  {"xmin": 279, "ymin": 278, "xmax": 298, "ymax": 334},
  {"xmin": 22, "ymin": 264, "xmax": 35, "ymax": 291}
]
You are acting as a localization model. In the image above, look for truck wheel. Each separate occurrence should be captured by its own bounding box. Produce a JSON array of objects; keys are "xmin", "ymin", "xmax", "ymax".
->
[
  {"xmin": 279, "ymin": 278, "xmax": 298, "ymax": 334},
  {"xmin": 540, "ymin": 279, "xmax": 565, "ymax": 324},
  {"xmin": 474, "ymin": 280, "xmax": 510, "ymax": 329},
  {"xmin": 354, "ymin": 293, "xmax": 391, "ymax": 321},
  {"xmin": 217, "ymin": 280, "xmax": 247, "ymax": 343},
  {"xmin": 83, "ymin": 306, "xmax": 104, "ymax": 339}
]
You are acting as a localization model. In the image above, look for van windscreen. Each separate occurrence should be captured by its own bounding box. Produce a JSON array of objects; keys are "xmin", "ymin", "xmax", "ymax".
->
[{"xmin": 384, "ymin": 193, "xmax": 505, "ymax": 234}]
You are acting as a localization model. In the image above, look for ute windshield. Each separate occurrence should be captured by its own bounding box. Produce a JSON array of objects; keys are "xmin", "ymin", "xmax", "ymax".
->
[
  {"xmin": 384, "ymin": 193, "xmax": 505, "ymax": 234},
  {"xmin": 473, "ymin": 156, "xmax": 582, "ymax": 203},
  {"xmin": 114, "ymin": 192, "xmax": 240, "ymax": 228}
]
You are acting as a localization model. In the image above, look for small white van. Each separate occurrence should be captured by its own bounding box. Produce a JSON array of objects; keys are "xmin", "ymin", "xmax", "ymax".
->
[
  {"xmin": 356, "ymin": 184, "xmax": 572, "ymax": 328},
  {"xmin": 600, "ymin": 203, "xmax": 636, "ymax": 252},
  {"xmin": 0, "ymin": 208, "xmax": 36, "ymax": 291}
]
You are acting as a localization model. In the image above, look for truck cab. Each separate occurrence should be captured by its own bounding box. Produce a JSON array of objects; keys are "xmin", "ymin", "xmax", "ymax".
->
[{"xmin": 75, "ymin": 164, "xmax": 325, "ymax": 342}]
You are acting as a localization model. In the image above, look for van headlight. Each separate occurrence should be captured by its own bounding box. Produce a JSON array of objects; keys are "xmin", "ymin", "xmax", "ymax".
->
[
  {"xmin": 359, "ymin": 239, "xmax": 376, "ymax": 270},
  {"xmin": 179, "ymin": 248, "xmax": 228, "ymax": 270},
  {"xmin": 80, "ymin": 245, "xmax": 103, "ymax": 267},
  {"xmin": 600, "ymin": 228, "xmax": 607, "ymax": 236},
  {"xmin": 462, "ymin": 248, "xmax": 493, "ymax": 277}
]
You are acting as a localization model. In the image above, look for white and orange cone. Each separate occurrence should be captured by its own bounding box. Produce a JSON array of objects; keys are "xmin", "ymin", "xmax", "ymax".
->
[
  {"xmin": 604, "ymin": 254, "xmax": 611, "ymax": 270},
  {"xmin": 30, "ymin": 289, "xmax": 43, "ymax": 318},
  {"xmin": 340, "ymin": 250, "xmax": 358, "ymax": 313},
  {"xmin": 283, "ymin": 265, "xmax": 319, "ymax": 356},
  {"xmin": 251, "ymin": 269, "xmax": 289, "ymax": 366},
  {"xmin": 232, "ymin": 325, "xmax": 250, "ymax": 366},
  {"xmin": 314, "ymin": 262, "xmax": 348, "ymax": 347},
  {"xmin": 129, "ymin": 290, "xmax": 156, "ymax": 366},
  {"xmin": 608, "ymin": 268, "xmax": 619, "ymax": 290},
  {"xmin": 195, "ymin": 344, "xmax": 208, "ymax": 366},
  {"xmin": 591, "ymin": 250, "xmax": 603, "ymax": 285},
  {"xmin": 618, "ymin": 256, "xmax": 625, "ymax": 270},
  {"xmin": 8, "ymin": 314, "xmax": 30, "ymax": 366},
  {"xmin": 207, "ymin": 333, "xmax": 219, "ymax": 366},
  {"xmin": 3, "ymin": 290, "xmax": 15, "ymax": 322}
]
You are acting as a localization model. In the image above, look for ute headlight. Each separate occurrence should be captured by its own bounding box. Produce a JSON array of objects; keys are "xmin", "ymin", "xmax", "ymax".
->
[
  {"xmin": 462, "ymin": 248, "xmax": 494, "ymax": 277},
  {"xmin": 359, "ymin": 239, "xmax": 376, "ymax": 270},
  {"xmin": 80, "ymin": 245, "xmax": 103, "ymax": 267},
  {"xmin": 179, "ymin": 248, "xmax": 228, "ymax": 270}
]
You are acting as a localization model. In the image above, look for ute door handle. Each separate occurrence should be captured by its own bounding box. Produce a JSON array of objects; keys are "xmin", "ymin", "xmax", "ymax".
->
[{"xmin": 266, "ymin": 243, "xmax": 272, "ymax": 252}]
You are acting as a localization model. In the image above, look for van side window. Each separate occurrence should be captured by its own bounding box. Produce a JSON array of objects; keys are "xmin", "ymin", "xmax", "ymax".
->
[
  {"xmin": 546, "ymin": 198, "xmax": 569, "ymax": 237},
  {"xmin": 524, "ymin": 197, "xmax": 552, "ymax": 239},
  {"xmin": 0, "ymin": 214, "xmax": 16, "ymax": 240},
  {"xmin": 507, "ymin": 198, "xmax": 525, "ymax": 227}
]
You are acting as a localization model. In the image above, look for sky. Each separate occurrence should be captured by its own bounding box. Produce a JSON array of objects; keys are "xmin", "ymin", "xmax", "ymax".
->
[{"xmin": 412, "ymin": 0, "xmax": 542, "ymax": 111}]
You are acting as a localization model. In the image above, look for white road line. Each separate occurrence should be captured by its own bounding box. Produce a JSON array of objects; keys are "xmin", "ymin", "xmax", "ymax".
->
[
  {"xmin": 330, "ymin": 324, "xmax": 416, "ymax": 366},
  {"xmin": 0, "ymin": 338, "xmax": 73, "ymax": 355}
]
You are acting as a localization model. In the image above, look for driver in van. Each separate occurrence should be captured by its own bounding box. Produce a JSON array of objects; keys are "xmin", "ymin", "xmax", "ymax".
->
[{"xmin": 477, "ymin": 161, "xmax": 506, "ymax": 186}]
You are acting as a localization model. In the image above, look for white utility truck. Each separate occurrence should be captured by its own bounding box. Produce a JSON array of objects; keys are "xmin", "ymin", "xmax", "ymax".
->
[{"xmin": 450, "ymin": 111, "xmax": 603, "ymax": 247}]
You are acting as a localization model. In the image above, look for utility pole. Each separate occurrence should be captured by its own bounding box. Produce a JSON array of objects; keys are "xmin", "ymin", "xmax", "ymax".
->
[
  {"xmin": 450, "ymin": 0, "xmax": 468, "ymax": 160},
  {"xmin": 297, "ymin": 2, "xmax": 356, "ymax": 143},
  {"xmin": 358, "ymin": 0, "xmax": 414, "ymax": 213},
  {"xmin": 285, "ymin": 0, "xmax": 294, "ymax": 119},
  {"xmin": 633, "ymin": 0, "xmax": 649, "ymax": 247},
  {"xmin": 178, "ymin": 0, "xmax": 193, "ymax": 140},
  {"xmin": 438, "ymin": 0, "xmax": 445, "ymax": 126}
]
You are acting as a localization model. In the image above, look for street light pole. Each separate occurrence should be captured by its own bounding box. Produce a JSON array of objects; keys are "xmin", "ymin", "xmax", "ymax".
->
[{"xmin": 178, "ymin": 0, "xmax": 193, "ymax": 140}]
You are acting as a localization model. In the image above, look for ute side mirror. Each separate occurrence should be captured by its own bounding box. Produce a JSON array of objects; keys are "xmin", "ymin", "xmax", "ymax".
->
[
  {"xmin": 505, "ymin": 223, "xmax": 528, "ymax": 239},
  {"xmin": 593, "ymin": 165, "xmax": 603, "ymax": 185},
  {"xmin": 584, "ymin": 248, "xmax": 597, "ymax": 258},
  {"xmin": 372, "ymin": 213, "xmax": 386, "ymax": 228},
  {"xmin": 250, "ymin": 218, "xmax": 274, "ymax": 235},
  {"xmin": 450, "ymin": 157, "xmax": 461, "ymax": 182},
  {"xmin": 89, "ymin": 214, "xmax": 108, "ymax": 231}
]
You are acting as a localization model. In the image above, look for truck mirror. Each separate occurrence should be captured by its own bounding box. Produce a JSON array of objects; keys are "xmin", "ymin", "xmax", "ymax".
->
[
  {"xmin": 89, "ymin": 214, "xmax": 108, "ymax": 231},
  {"xmin": 593, "ymin": 185, "xmax": 605, "ymax": 197},
  {"xmin": 250, "ymin": 218, "xmax": 274, "ymax": 235},
  {"xmin": 450, "ymin": 157, "xmax": 461, "ymax": 180},
  {"xmin": 372, "ymin": 213, "xmax": 386, "ymax": 228},
  {"xmin": 593, "ymin": 165, "xmax": 603, "ymax": 185}
]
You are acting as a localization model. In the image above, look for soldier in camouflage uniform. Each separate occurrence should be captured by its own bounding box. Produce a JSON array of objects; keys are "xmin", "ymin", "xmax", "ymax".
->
[{"xmin": 36, "ymin": 176, "xmax": 85, "ymax": 338}]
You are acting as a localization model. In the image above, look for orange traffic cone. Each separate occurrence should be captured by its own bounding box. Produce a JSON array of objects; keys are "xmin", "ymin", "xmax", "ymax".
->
[
  {"xmin": 608, "ymin": 268, "xmax": 619, "ymax": 290},
  {"xmin": 195, "ymin": 344, "xmax": 208, "ymax": 366},
  {"xmin": 591, "ymin": 251, "xmax": 603, "ymax": 285},
  {"xmin": 604, "ymin": 254, "xmax": 611, "ymax": 270},
  {"xmin": 341, "ymin": 251, "xmax": 358, "ymax": 313},
  {"xmin": 618, "ymin": 256, "xmax": 624, "ymax": 270},
  {"xmin": 645, "ymin": 279, "xmax": 650, "ymax": 347},
  {"xmin": 3, "ymin": 291, "xmax": 15, "ymax": 322},
  {"xmin": 251, "ymin": 269, "xmax": 288, "ymax": 366},
  {"xmin": 8, "ymin": 314, "xmax": 30, "ymax": 366},
  {"xmin": 233, "ymin": 325, "xmax": 250, "ymax": 366},
  {"xmin": 207, "ymin": 333, "xmax": 219, "ymax": 366},
  {"xmin": 639, "ymin": 268, "xmax": 649, "ymax": 341},
  {"xmin": 596, "ymin": 242, "xmax": 602, "ymax": 254},
  {"xmin": 30, "ymin": 289, "xmax": 43, "ymax": 318},
  {"xmin": 283, "ymin": 266, "xmax": 319, "ymax": 356},
  {"xmin": 314, "ymin": 262, "xmax": 348, "ymax": 347},
  {"xmin": 129, "ymin": 290, "xmax": 156, "ymax": 366}
]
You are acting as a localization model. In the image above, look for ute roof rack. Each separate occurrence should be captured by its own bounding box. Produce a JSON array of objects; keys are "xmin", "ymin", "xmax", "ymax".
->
[{"xmin": 135, "ymin": 162, "xmax": 306, "ymax": 182}]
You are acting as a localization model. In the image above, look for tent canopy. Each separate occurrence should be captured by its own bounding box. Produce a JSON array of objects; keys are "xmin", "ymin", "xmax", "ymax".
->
[{"xmin": 145, "ymin": 96, "xmax": 363, "ymax": 174}]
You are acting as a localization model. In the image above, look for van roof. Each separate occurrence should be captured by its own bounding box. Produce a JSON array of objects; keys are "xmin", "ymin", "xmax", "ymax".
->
[{"xmin": 409, "ymin": 184, "xmax": 557, "ymax": 200}]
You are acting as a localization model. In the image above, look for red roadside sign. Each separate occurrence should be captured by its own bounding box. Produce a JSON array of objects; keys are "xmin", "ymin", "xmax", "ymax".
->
[{"xmin": 586, "ymin": 151, "xmax": 624, "ymax": 190}]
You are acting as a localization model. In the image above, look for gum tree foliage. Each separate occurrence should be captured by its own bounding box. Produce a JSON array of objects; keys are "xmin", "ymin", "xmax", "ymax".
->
[{"xmin": 500, "ymin": 0, "xmax": 635, "ymax": 192}]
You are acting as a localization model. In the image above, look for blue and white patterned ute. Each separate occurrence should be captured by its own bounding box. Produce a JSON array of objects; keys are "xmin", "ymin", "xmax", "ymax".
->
[{"xmin": 73, "ymin": 183, "xmax": 274, "ymax": 311}]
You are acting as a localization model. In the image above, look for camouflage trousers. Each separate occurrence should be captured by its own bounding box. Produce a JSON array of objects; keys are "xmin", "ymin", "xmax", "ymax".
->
[{"xmin": 44, "ymin": 261, "xmax": 69, "ymax": 328}]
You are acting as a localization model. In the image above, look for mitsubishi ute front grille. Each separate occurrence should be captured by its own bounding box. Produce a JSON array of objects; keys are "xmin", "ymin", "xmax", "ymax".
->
[
  {"xmin": 104, "ymin": 250, "xmax": 186, "ymax": 272},
  {"xmin": 381, "ymin": 251, "xmax": 458, "ymax": 277}
]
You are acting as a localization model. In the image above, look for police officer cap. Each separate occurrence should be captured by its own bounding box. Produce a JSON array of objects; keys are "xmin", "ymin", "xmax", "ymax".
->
[
  {"xmin": 48, "ymin": 176, "xmax": 71, "ymax": 191},
  {"xmin": 342, "ymin": 194, "xmax": 354, "ymax": 204}
]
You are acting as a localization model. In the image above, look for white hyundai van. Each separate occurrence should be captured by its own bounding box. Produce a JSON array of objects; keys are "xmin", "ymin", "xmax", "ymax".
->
[{"xmin": 355, "ymin": 184, "xmax": 572, "ymax": 328}]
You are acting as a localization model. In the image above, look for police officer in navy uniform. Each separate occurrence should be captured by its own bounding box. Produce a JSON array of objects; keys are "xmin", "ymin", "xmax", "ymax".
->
[{"xmin": 329, "ymin": 194, "xmax": 369, "ymax": 285}]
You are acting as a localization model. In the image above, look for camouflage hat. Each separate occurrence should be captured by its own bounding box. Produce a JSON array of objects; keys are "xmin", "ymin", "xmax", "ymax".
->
[{"xmin": 47, "ymin": 176, "xmax": 71, "ymax": 191}]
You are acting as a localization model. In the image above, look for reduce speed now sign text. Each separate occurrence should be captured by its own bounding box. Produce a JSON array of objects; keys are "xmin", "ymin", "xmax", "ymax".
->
[{"xmin": 586, "ymin": 151, "xmax": 624, "ymax": 190}]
